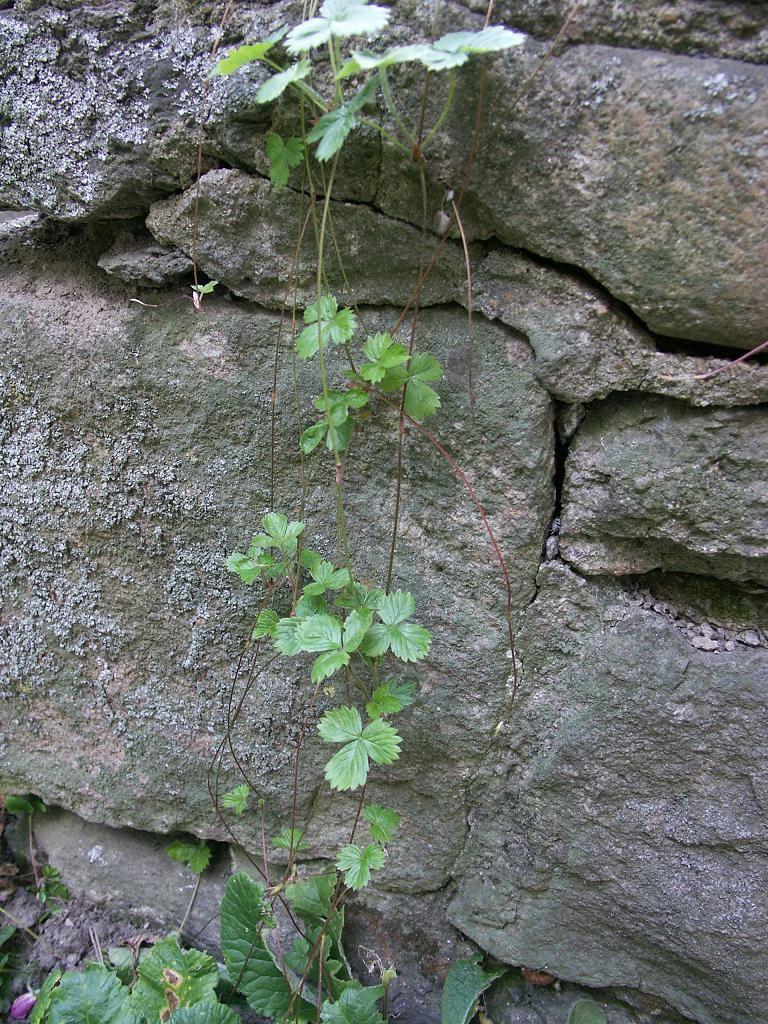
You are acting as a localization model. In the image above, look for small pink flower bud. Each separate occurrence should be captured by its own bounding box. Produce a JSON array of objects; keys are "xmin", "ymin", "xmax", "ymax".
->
[{"xmin": 10, "ymin": 993, "xmax": 36, "ymax": 1020}]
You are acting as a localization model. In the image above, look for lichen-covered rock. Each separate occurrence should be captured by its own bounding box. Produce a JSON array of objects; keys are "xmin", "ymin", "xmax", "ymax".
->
[
  {"xmin": 560, "ymin": 396, "xmax": 768, "ymax": 584},
  {"xmin": 0, "ymin": 233, "xmax": 554, "ymax": 891},
  {"xmin": 448, "ymin": 562, "xmax": 768, "ymax": 1024},
  {"xmin": 379, "ymin": 44, "xmax": 768, "ymax": 347},
  {"xmin": 146, "ymin": 169, "xmax": 469, "ymax": 309},
  {"xmin": 473, "ymin": 249, "xmax": 768, "ymax": 407}
]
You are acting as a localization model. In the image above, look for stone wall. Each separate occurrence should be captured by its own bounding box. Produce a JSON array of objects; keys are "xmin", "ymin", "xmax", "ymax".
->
[{"xmin": 1, "ymin": 3, "xmax": 767, "ymax": 1024}]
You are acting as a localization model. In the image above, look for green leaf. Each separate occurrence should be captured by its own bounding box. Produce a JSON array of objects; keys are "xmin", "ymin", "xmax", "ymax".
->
[
  {"xmin": 339, "ymin": 44, "xmax": 433, "ymax": 77},
  {"xmin": 285, "ymin": 936, "xmax": 345, "ymax": 1002},
  {"xmin": 365, "ymin": 681, "xmax": 416, "ymax": 718},
  {"xmin": 221, "ymin": 873, "xmax": 312, "ymax": 1020},
  {"xmin": 30, "ymin": 970, "xmax": 63, "ymax": 1024},
  {"xmin": 5, "ymin": 794, "xmax": 44, "ymax": 815},
  {"xmin": 191, "ymin": 280, "xmax": 218, "ymax": 297},
  {"xmin": 285, "ymin": 872, "xmax": 336, "ymax": 924},
  {"xmin": 252, "ymin": 609, "xmax": 279, "ymax": 640},
  {"xmin": 567, "ymin": 1000, "xmax": 608, "ymax": 1024},
  {"xmin": 272, "ymin": 827, "xmax": 309, "ymax": 852},
  {"xmin": 321, "ymin": 983, "xmax": 385, "ymax": 1024},
  {"xmin": 408, "ymin": 352, "xmax": 443, "ymax": 382},
  {"xmin": 256, "ymin": 59, "xmax": 312, "ymax": 104},
  {"xmin": 0, "ymin": 924, "xmax": 15, "ymax": 946},
  {"xmin": 304, "ymin": 560, "xmax": 352, "ymax": 596},
  {"xmin": 226, "ymin": 552, "xmax": 260, "ymax": 583},
  {"xmin": 170, "ymin": 1004, "xmax": 243, "ymax": 1024},
  {"xmin": 321, "ymin": 714, "xmax": 402, "ymax": 790},
  {"xmin": 342, "ymin": 608, "xmax": 373, "ymax": 653},
  {"xmin": 363, "ymin": 805, "xmax": 400, "ymax": 843},
  {"xmin": 360, "ymin": 333, "xmax": 409, "ymax": 384},
  {"xmin": 318, "ymin": 706, "xmax": 363, "ymax": 743},
  {"xmin": 166, "ymin": 840, "xmax": 211, "ymax": 875},
  {"xmin": 336, "ymin": 843, "xmax": 385, "ymax": 890},
  {"xmin": 297, "ymin": 296, "xmax": 358, "ymax": 359},
  {"xmin": 377, "ymin": 590, "xmax": 415, "ymax": 626},
  {"xmin": 312, "ymin": 649, "xmax": 350, "ymax": 682},
  {"xmin": 306, "ymin": 77, "xmax": 379, "ymax": 161},
  {"xmin": 262, "ymin": 512, "xmax": 305, "ymax": 544},
  {"xmin": 286, "ymin": 0, "xmax": 391, "ymax": 53},
  {"xmin": 404, "ymin": 379, "xmax": 440, "ymax": 421},
  {"xmin": 295, "ymin": 613, "xmax": 343, "ymax": 652},
  {"xmin": 336, "ymin": 583, "xmax": 384, "ymax": 611},
  {"xmin": 265, "ymin": 133, "xmax": 305, "ymax": 188},
  {"xmin": 388, "ymin": 622, "xmax": 432, "ymax": 662},
  {"xmin": 300, "ymin": 421, "xmax": 328, "ymax": 454},
  {"xmin": 49, "ymin": 966, "xmax": 131, "ymax": 1024},
  {"xmin": 129, "ymin": 936, "xmax": 218, "ymax": 1023},
  {"xmin": 440, "ymin": 955, "xmax": 506, "ymax": 1024},
  {"xmin": 295, "ymin": 593, "xmax": 329, "ymax": 618},
  {"xmin": 212, "ymin": 29, "xmax": 289, "ymax": 75},
  {"xmin": 274, "ymin": 617, "xmax": 301, "ymax": 655},
  {"xmin": 221, "ymin": 785, "xmax": 249, "ymax": 816}
]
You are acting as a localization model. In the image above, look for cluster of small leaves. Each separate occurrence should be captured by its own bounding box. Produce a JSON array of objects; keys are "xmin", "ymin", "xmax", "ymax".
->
[
  {"xmin": 166, "ymin": 840, "xmax": 212, "ymax": 875},
  {"xmin": 356, "ymin": 333, "xmax": 443, "ymax": 420},
  {"xmin": 226, "ymin": 513, "xmax": 305, "ymax": 587}
]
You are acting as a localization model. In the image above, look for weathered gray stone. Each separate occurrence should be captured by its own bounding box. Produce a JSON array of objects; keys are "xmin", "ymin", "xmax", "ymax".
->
[
  {"xmin": 486, "ymin": 1, "xmax": 768, "ymax": 64},
  {"xmin": 146, "ymin": 169, "xmax": 469, "ymax": 310},
  {"xmin": 448, "ymin": 562, "xmax": 768, "ymax": 1024},
  {"xmin": 378, "ymin": 44, "xmax": 768, "ymax": 347},
  {"xmin": 560, "ymin": 396, "xmax": 768, "ymax": 584},
  {"xmin": 98, "ymin": 232, "xmax": 194, "ymax": 287},
  {"xmin": 0, "ymin": 233, "xmax": 554, "ymax": 892},
  {"xmin": 31, "ymin": 808, "xmax": 229, "ymax": 949},
  {"xmin": 473, "ymin": 249, "xmax": 768, "ymax": 407}
]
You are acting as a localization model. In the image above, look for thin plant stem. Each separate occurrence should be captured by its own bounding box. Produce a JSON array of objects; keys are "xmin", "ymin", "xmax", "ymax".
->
[{"xmin": 178, "ymin": 873, "xmax": 202, "ymax": 935}]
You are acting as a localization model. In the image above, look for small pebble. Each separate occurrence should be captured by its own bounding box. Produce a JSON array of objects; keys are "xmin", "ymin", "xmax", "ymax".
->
[{"xmin": 691, "ymin": 636, "xmax": 719, "ymax": 652}]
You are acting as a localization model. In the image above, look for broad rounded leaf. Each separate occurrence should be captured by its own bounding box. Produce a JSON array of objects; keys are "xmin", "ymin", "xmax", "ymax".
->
[
  {"xmin": 49, "ymin": 966, "xmax": 131, "ymax": 1024},
  {"xmin": 171, "ymin": 1005, "xmax": 243, "ymax": 1024}
]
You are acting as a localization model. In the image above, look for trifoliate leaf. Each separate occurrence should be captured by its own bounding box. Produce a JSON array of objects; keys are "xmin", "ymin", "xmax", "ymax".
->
[
  {"xmin": 363, "ymin": 805, "xmax": 400, "ymax": 843},
  {"xmin": 212, "ymin": 28, "xmax": 289, "ymax": 75},
  {"xmin": 297, "ymin": 296, "xmax": 358, "ymax": 358},
  {"xmin": 272, "ymin": 827, "xmax": 309, "ymax": 852},
  {"xmin": 252, "ymin": 609, "xmax": 279, "ymax": 640},
  {"xmin": 319, "ymin": 708, "xmax": 402, "ymax": 790},
  {"xmin": 256, "ymin": 60, "xmax": 312, "ymax": 104},
  {"xmin": 286, "ymin": 0, "xmax": 391, "ymax": 54},
  {"xmin": 221, "ymin": 785, "xmax": 249, "ymax": 815},
  {"xmin": 335, "ymin": 843, "xmax": 385, "ymax": 890},
  {"xmin": 262, "ymin": 512, "xmax": 305, "ymax": 544},
  {"xmin": 303, "ymin": 560, "xmax": 352, "ymax": 596},
  {"xmin": 312, "ymin": 650, "xmax": 350, "ymax": 682},
  {"xmin": 365, "ymin": 680, "xmax": 416, "ymax": 718},
  {"xmin": 378, "ymin": 590, "xmax": 416, "ymax": 626},
  {"xmin": 166, "ymin": 840, "xmax": 211, "ymax": 875},
  {"xmin": 440, "ymin": 955, "xmax": 507, "ymax": 1024},
  {"xmin": 265, "ymin": 133, "xmax": 304, "ymax": 188},
  {"xmin": 360, "ymin": 333, "xmax": 409, "ymax": 383}
]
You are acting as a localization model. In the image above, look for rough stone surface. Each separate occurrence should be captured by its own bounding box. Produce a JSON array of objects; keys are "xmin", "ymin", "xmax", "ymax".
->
[
  {"xmin": 146, "ymin": 169, "xmax": 469, "ymax": 309},
  {"xmin": 378, "ymin": 42, "xmax": 768, "ymax": 347},
  {"xmin": 448, "ymin": 562, "xmax": 768, "ymax": 1024},
  {"xmin": 560, "ymin": 396, "xmax": 768, "ymax": 584},
  {"xmin": 0, "ymin": 229, "xmax": 553, "ymax": 886},
  {"xmin": 98, "ymin": 231, "xmax": 194, "ymax": 287},
  {"xmin": 31, "ymin": 808, "xmax": 229, "ymax": 950},
  {"xmin": 473, "ymin": 249, "xmax": 768, "ymax": 407}
]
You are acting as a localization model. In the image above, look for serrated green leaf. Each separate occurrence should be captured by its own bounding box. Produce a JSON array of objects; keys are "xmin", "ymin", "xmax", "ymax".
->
[
  {"xmin": 306, "ymin": 77, "xmax": 379, "ymax": 161},
  {"xmin": 170, "ymin": 1004, "xmax": 243, "ymax": 1024},
  {"xmin": 49, "ymin": 966, "xmax": 131, "ymax": 1024},
  {"xmin": 336, "ymin": 843, "xmax": 385, "ymax": 890},
  {"xmin": 363, "ymin": 805, "xmax": 400, "ymax": 843},
  {"xmin": 318, "ymin": 706, "xmax": 363, "ymax": 743},
  {"xmin": 297, "ymin": 296, "xmax": 358, "ymax": 358},
  {"xmin": 252, "ymin": 609, "xmax": 279, "ymax": 640},
  {"xmin": 301, "ymin": 421, "xmax": 327, "ymax": 453},
  {"xmin": 365, "ymin": 681, "xmax": 416, "ymax": 718},
  {"xmin": 404, "ymin": 379, "xmax": 441, "ymax": 421},
  {"xmin": 377, "ymin": 590, "xmax": 416, "ymax": 626},
  {"xmin": 221, "ymin": 873, "xmax": 310, "ymax": 1020},
  {"xmin": 440, "ymin": 955, "xmax": 506, "ymax": 1024},
  {"xmin": 360, "ymin": 333, "xmax": 409, "ymax": 383},
  {"xmin": 274, "ymin": 617, "xmax": 302, "ymax": 655},
  {"xmin": 295, "ymin": 593, "xmax": 329, "ymax": 618},
  {"xmin": 343, "ymin": 608, "xmax": 373, "ymax": 653},
  {"xmin": 221, "ymin": 785, "xmax": 250, "ymax": 816},
  {"xmin": 212, "ymin": 28, "xmax": 289, "ymax": 75},
  {"xmin": 166, "ymin": 840, "xmax": 211, "ymax": 875},
  {"xmin": 324, "ymin": 740, "xmax": 370, "ymax": 790},
  {"xmin": 388, "ymin": 622, "xmax": 431, "ymax": 662},
  {"xmin": 285, "ymin": 936, "xmax": 346, "ymax": 1002},
  {"xmin": 340, "ymin": 44, "xmax": 433, "ymax": 77},
  {"xmin": 321, "ymin": 983, "xmax": 385, "ymax": 1024},
  {"xmin": 408, "ymin": 352, "xmax": 443, "ymax": 381},
  {"xmin": 272, "ymin": 827, "xmax": 309, "ymax": 852},
  {"xmin": 286, "ymin": 0, "xmax": 391, "ymax": 53},
  {"xmin": 285, "ymin": 872, "xmax": 336, "ymax": 923},
  {"xmin": 265, "ymin": 133, "xmax": 305, "ymax": 188},
  {"xmin": 295, "ymin": 613, "xmax": 343, "ymax": 652},
  {"xmin": 256, "ymin": 59, "xmax": 311, "ymax": 104},
  {"xmin": 361, "ymin": 718, "xmax": 401, "ymax": 764},
  {"xmin": 312, "ymin": 649, "xmax": 350, "ymax": 682},
  {"xmin": 567, "ymin": 1000, "xmax": 608, "ymax": 1024},
  {"xmin": 128, "ymin": 937, "xmax": 218, "ymax": 1022}
]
